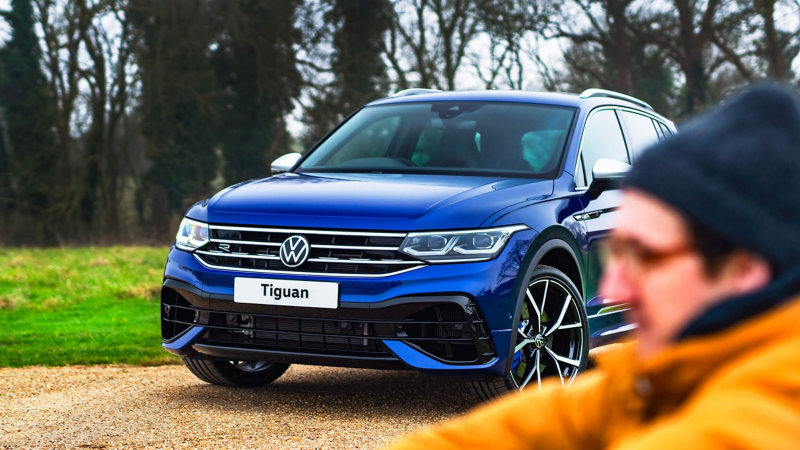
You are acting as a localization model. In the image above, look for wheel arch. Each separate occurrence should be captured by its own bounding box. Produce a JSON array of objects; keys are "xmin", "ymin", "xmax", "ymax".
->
[
  {"xmin": 536, "ymin": 246, "xmax": 583, "ymax": 296},
  {"xmin": 503, "ymin": 233, "xmax": 585, "ymax": 374}
]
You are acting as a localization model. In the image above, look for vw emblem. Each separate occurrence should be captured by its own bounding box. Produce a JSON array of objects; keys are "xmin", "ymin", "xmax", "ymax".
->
[
  {"xmin": 533, "ymin": 334, "xmax": 547, "ymax": 349},
  {"xmin": 279, "ymin": 235, "xmax": 310, "ymax": 267}
]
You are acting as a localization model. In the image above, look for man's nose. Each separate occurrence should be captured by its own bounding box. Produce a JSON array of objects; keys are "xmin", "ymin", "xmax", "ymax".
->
[{"xmin": 599, "ymin": 259, "xmax": 637, "ymax": 305}]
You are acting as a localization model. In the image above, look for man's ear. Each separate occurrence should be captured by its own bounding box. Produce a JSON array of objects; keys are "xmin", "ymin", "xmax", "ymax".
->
[{"xmin": 720, "ymin": 252, "xmax": 773, "ymax": 295}]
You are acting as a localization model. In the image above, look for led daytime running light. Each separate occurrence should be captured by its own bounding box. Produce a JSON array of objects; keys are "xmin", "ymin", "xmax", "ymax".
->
[
  {"xmin": 175, "ymin": 218, "xmax": 209, "ymax": 251},
  {"xmin": 400, "ymin": 225, "xmax": 529, "ymax": 263}
]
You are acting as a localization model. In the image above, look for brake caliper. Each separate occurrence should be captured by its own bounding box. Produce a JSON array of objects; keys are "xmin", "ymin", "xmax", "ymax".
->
[{"xmin": 512, "ymin": 304, "xmax": 531, "ymax": 372}]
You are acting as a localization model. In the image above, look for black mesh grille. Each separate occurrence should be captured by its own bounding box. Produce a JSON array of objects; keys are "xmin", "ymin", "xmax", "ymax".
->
[
  {"xmin": 161, "ymin": 299, "xmax": 495, "ymax": 364},
  {"xmin": 193, "ymin": 226, "xmax": 424, "ymax": 276},
  {"xmin": 161, "ymin": 288, "xmax": 194, "ymax": 341}
]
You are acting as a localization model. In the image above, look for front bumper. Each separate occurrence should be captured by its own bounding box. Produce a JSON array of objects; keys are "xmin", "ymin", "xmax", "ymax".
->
[
  {"xmin": 161, "ymin": 229, "xmax": 537, "ymax": 378},
  {"xmin": 162, "ymin": 279, "xmax": 502, "ymax": 376}
]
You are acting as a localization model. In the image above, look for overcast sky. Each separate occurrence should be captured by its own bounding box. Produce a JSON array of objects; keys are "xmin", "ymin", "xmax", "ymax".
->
[{"xmin": 0, "ymin": 0, "xmax": 9, "ymax": 41}]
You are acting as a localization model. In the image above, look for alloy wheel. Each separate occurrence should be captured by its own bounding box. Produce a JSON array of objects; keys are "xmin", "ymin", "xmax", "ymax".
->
[{"xmin": 510, "ymin": 277, "xmax": 585, "ymax": 390}]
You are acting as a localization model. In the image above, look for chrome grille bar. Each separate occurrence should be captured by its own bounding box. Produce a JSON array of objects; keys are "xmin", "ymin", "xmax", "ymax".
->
[
  {"xmin": 210, "ymin": 239, "xmax": 398, "ymax": 251},
  {"xmin": 195, "ymin": 250, "xmax": 422, "ymax": 265},
  {"xmin": 209, "ymin": 225, "xmax": 406, "ymax": 238},
  {"xmin": 308, "ymin": 258, "xmax": 422, "ymax": 265},
  {"xmin": 210, "ymin": 239, "xmax": 281, "ymax": 247},
  {"xmin": 196, "ymin": 250, "xmax": 279, "ymax": 260},
  {"xmin": 193, "ymin": 255, "xmax": 425, "ymax": 278},
  {"xmin": 311, "ymin": 244, "xmax": 399, "ymax": 251},
  {"xmin": 210, "ymin": 240, "xmax": 398, "ymax": 251}
]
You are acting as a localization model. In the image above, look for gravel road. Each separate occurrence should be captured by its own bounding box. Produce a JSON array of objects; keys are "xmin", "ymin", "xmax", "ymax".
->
[
  {"xmin": 0, "ymin": 346, "xmax": 623, "ymax": 450},
  {"xmin": 0, "ymin": 364, "xmax": 476, "ymax": 450}
]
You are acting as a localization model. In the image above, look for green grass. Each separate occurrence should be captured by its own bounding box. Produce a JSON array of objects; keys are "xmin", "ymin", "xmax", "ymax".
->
[{"xmin": 0, "ymin": 247, "xmax": 180, "ymax": 367}]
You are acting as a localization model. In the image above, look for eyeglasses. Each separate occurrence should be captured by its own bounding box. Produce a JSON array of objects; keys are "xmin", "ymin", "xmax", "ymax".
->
[{"xmin": 606, "ymin": 236, "xmax": 696, "ymax": 277}]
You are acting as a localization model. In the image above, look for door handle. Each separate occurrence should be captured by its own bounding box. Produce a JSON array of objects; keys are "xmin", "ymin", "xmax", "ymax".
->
[
  {"xmin": 585, "ymin": 211, "xmax": 602, "ymax": 219},
  {"xmin": 573, "ymin": 211, "xmax": 602, "ymax": 221},
  {"xmin": 573, "ymin": 207, "xmax": 619, "ymax": 221}
]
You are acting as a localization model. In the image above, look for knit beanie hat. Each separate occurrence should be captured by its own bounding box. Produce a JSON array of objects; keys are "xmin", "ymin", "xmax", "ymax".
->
[{"xmin": 623, "ymin": 83, "xmax": 800, "ymax": 270}]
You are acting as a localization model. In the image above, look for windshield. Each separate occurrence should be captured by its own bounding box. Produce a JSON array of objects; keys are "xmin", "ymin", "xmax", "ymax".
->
[{"xmin": 296, "ymin": 102, "xmax": 576, "ymax": 178}]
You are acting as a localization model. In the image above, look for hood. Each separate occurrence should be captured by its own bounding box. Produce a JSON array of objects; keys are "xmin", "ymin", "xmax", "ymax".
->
[{"xmin": 188, "ymin": 173, "xmax": 553, "ymax": 230}]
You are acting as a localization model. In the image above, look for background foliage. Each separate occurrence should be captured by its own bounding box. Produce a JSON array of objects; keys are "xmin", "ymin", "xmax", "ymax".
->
[{"xmin": 0, "ymin": 0, "xmax": 799, "ymax": 245}]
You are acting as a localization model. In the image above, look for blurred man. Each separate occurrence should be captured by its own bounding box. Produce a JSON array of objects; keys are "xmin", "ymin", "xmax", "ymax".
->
[{"xmin": 386, "ymin": 84, "xmax": 800, "ymax": 449}]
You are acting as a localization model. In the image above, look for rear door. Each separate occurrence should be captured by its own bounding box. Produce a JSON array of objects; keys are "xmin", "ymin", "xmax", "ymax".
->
[{"xmin": 574, "ymin": 109, "xmax": 632, "ymax": 336}]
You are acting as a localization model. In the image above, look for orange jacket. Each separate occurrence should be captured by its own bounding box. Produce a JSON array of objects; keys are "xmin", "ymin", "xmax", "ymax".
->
[{"xmin": 386, "ymin": 296, "xmax": 800, "ymax": 450}]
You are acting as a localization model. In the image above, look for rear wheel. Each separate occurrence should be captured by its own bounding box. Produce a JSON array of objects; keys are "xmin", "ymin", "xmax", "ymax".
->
[
  {"xmin": 470, "ymin": 265, "xmax": 589, "ymax": 401},
  {"xmin": 182, "ymin": 358, "xmax": 291, "ymax": 388}
]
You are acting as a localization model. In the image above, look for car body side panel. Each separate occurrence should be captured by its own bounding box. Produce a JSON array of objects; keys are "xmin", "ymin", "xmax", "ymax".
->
[
  {"xmin": 579, "ymin": 188, "xmax": 623, "ymax": 303},
  {"xmin": 489, "ymin": 173, "xmax": 589, "ymax": 294}
]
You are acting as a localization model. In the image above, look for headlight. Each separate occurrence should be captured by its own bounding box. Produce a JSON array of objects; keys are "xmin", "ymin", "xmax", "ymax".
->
[
  {"xmin": 175, "ymin": 218, "xmax": 209, "ymax": 251},
  {"xmin": 399, "ymin": 225, "xmax": 529, "ymax": 263}
]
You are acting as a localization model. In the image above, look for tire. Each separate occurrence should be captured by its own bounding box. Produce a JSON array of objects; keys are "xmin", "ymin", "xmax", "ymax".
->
[
  {"xmin": 470, "ymin": 265, "xmax": 590, "ymax": 401},
  {"xmin": 182, "ymin": 358, "xmax": 291, "ymax": 388}
]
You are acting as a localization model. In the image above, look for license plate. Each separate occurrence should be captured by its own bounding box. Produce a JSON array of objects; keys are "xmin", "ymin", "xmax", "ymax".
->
[{"xmin": 234, "ymin": 277, "xmax": 339, "ymax": 309}]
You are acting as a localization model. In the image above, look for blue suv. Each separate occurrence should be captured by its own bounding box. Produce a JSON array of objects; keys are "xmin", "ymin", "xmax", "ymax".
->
[{"xmin": 161, "ymin": 88, "xmax": 676, "ymax": 399}]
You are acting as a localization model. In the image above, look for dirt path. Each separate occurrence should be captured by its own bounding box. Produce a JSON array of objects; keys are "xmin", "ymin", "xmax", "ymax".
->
[{"xmin": 0, "ymin": 364, "xmax": 477, "ymax": 449}]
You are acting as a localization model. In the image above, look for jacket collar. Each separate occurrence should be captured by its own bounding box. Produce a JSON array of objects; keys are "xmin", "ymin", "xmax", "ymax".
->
[
  {"xmin": 599, "ymin": 282, "xmax": 800, "ymax": 414},
  {"xmin": 679, "ymin": 264, "xmax": 800, "ymax": 340}
]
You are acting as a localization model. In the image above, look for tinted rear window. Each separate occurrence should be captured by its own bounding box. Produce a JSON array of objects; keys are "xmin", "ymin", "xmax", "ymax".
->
[{"xmin": 619, "ymin": 111, "xmax": 660, "ymax": 158}]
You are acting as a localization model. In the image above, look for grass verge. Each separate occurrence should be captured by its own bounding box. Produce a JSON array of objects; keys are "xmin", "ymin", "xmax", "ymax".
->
[{"xmin": 0, "ymin": 247, "xmax": 179, "ymax": 367}]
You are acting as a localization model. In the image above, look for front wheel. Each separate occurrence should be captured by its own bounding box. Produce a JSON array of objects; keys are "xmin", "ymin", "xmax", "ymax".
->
[
  {"xmin": 182, "ymin": 358, "xmax": 291, "ymax": 388},
  {"xmin": 470, "ymin": 265, "xmax": 589, "ymax": 401}
]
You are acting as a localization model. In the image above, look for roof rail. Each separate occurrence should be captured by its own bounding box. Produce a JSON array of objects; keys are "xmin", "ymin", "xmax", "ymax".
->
[
  {"xmin": 579, "ymin": 88, "xmax": 653, "ymax": 110},
  {"xmin": 391, "ymin": 88, "xmax": 442, "ymax": 98}
]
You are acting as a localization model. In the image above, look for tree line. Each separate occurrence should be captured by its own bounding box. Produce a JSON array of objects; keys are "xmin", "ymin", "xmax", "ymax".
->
[{"xmin": 0, "ymin": 0, "xmax": 798, "ymax": 245}]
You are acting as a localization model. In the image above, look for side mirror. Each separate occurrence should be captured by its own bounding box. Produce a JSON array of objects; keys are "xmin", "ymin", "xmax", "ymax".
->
[
  {"xmin": 586, "ymin": 158, "xmax": 631, "ymax": 199},
  {"xmin": 271, "ymin": 153, "xmax": 302, "ymax": 174}
]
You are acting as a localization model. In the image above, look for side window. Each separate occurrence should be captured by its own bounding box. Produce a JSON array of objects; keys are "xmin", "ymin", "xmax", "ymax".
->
[
  {"xmin": 580, "ymin": 109, "xmax": 629, "ymax": 186},
  {"xmin": 619, "ymin": 111, "xmax": 660, "ymax": 159},
  {"xmin": 575, "ymin": 158, "xmax": 586, "ymax": 187},
  {"xmin": 325, "ymin": 116, "xmax": 400, "ymax": 166}
]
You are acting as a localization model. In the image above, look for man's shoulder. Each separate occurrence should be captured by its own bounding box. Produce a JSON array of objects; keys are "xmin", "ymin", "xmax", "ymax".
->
[{"xmin": 698, "ymin": 329, "xmax": 800, "ymax": 398}]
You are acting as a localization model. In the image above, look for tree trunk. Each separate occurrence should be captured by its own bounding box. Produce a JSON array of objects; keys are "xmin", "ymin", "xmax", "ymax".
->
[
  {"xmin": 414, "ymin": 0, "xmax": 433, "ymax": 87},
  {"xmin": 759, "ymin": 0, "xmax": 785, "ymax": 79},
  {"xmin": 607, "ymin": 0, "xmax": 633, "ymax": 94},
  {"xmin": 436, "ymin": 0, "xmax": 457, "ymax": 90},
  {"xmin": 0, "ymin": 107, "xmax": 11, "ymax": 210},
  {"xmin": 686, "ymin": 59, "xmax": 708, "ymax": 113},
  {"xmin": 82, "ymin": 96, "xmax": 105, "ymax": 231},
  {"xmin": 674, "ymin": 0, "xmax": 717, "ymax": 114}
]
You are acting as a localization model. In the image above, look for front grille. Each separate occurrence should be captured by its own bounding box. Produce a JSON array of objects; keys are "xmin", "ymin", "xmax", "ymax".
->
[
  {"xmin": 161, "ymin": 297, "xmax": 495, "ymax": 364},
  {"xmin": 193, "ymin": 225, "xmax": 425, "ymax": 277}
]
